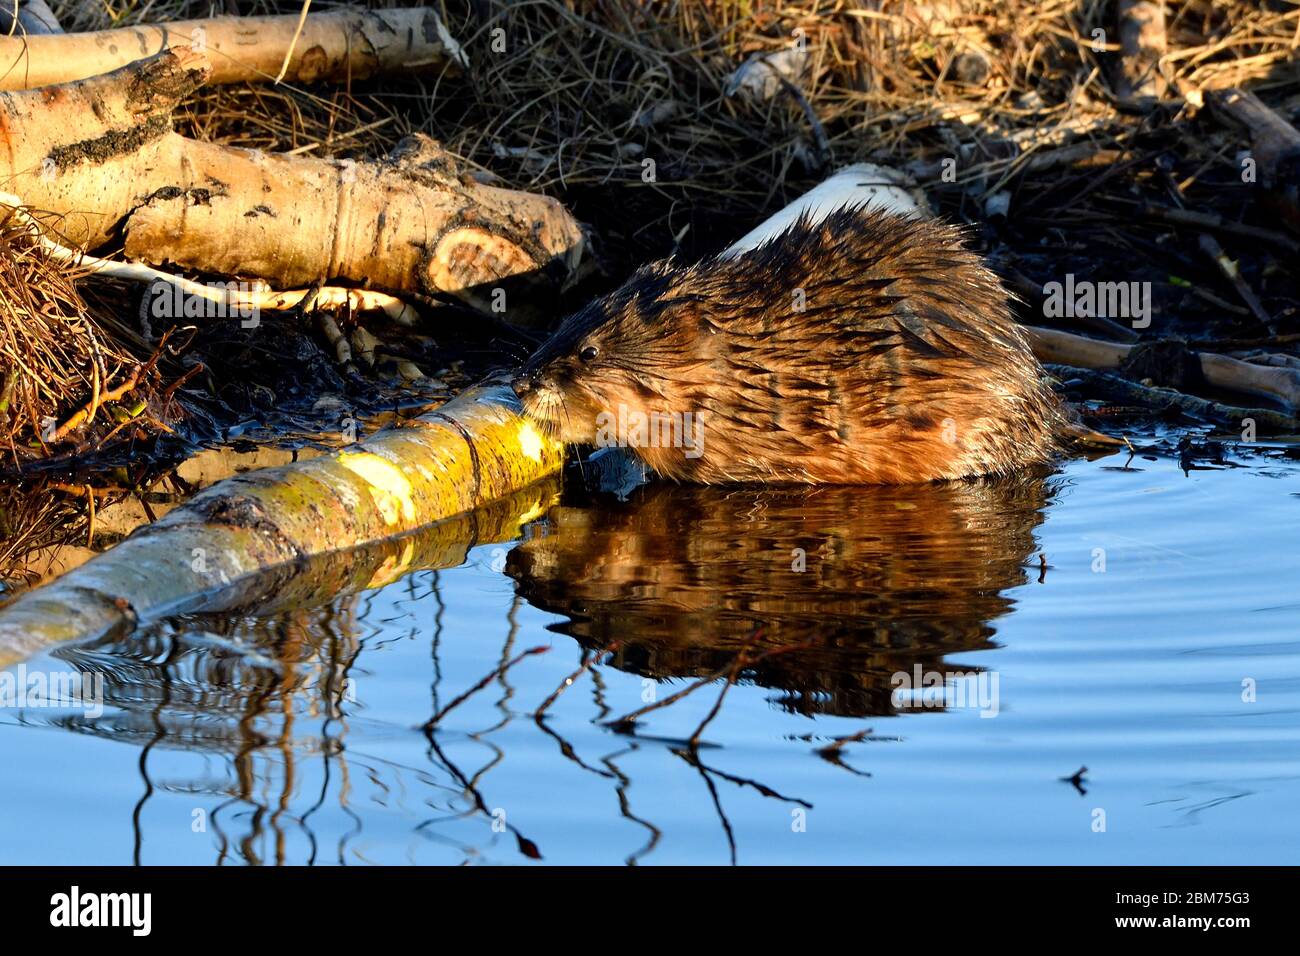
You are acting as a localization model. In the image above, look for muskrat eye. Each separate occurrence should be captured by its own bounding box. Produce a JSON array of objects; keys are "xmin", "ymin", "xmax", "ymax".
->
[{"xmin": 579, "ymin": 345, "xmax": 599, "ymax": 362}]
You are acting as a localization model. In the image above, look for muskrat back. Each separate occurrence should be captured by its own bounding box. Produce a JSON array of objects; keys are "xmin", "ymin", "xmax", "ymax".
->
[{"xmin": 512, "ymin": 206, "xmax": 1065, "ymax": 484}]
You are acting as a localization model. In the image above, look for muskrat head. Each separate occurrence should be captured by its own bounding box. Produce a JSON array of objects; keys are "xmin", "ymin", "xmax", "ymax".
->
[{"xmin": 511, "ymin": 262, "xmax": 691, "ymax": 445}]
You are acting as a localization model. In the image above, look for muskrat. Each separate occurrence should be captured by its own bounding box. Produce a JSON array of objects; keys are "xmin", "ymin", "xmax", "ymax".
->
[{"xmin": 512, "ymin": 206, "xmax": 1067, "ymax": 484}]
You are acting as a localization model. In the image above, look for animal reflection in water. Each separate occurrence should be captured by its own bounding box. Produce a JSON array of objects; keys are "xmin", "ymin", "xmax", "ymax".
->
[
  {"xmin": 32, "ymin": 475, "xmax": 1051, "ymax": 863},
  {"xmin": 507, "ymin": 477, "xmax": 1050, "ymax": 718}
]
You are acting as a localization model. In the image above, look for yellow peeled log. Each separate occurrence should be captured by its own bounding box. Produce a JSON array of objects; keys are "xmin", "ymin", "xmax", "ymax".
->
[{"xmin": 0, "ymin": 384, "xmax": 564, "ymax": 668}]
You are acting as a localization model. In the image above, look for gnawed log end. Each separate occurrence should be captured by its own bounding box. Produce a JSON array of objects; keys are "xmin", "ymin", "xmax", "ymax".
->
[{"xmin": 425, "ymin": 226, "xmax": 542, "ymax": 296}]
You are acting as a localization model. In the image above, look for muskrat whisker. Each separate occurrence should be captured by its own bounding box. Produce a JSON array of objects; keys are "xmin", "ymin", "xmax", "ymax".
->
[
  {"xmin": 525, "ymin": 395, "xmax": 552, "ymax": 438},
  {"xmin": 495, "ymin": 342, "xmax": 530, "ymax": 366},
  {"xmin": 534, "ymin": 393, "xmax": 563, "ymax": 442},
  {"xmin": 559, "ymin": 397, "xmax": 588, "ymax": 484}
]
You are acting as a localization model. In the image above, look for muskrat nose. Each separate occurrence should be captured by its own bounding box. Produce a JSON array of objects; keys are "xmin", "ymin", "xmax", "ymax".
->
[{"xmin": 510, "ymin": 375, "xmax": 534, "ymax": 397}]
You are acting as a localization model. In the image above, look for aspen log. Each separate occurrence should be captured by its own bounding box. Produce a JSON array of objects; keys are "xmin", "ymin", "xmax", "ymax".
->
[
  {"xmin": 0, "ymin": 165, "xmax": 917, "ymax": 666},
  {"xmin": 0, "ymin": 47, "xmax": 584, "ymax": 318},
  {"xmin": 0, "ymin": 7, "xmax": 464, "ymax": 91},
  {"xmin": 5, "ymin": 471, "xmax": 563, "ymax": 623}
]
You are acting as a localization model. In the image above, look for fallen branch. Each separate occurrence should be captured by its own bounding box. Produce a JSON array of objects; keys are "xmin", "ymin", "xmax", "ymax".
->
[
  {"xmin": 1197, "ymin": 232, "xmax": 1275, "ymax": 333},
  {"xmin": 48, "ymin": 367, "xmax": 139, "ymax": 443},
  {"xmin": 0, "ymin": 383, "xmax": 565, "ymax": 666},
  {"xmin": 1, "ymin": 47, "xmax": 584, "ymax": 321},
  {"xmin": 0, "ymin": 193, "xmax": 420, "ymax": 325},
  {"xmin": 1208, "ymin": 87, "xmax": 1300, "ymax": 232},
  {"xmin": 0, "ymin": 8, "xmax": 464, "ymax": 91},
  {"xmin": 1046, "ymin": 364, "xmax": 1299, "ymax": 433},
  {"xmin": 1138, "ymin": 203, "xmax": 1300, "ymax": 254},
  {"xmin": 1027, "ymin": 326, "xmax": 1300, "ymax": 410}
]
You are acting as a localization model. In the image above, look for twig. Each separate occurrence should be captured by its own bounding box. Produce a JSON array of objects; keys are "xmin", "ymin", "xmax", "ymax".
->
[
  {"xmin": 84, "ymin": 484, "xmax": 94, "ymax": 548},
  {"xmin": 316, "ymin": 311, "xmax": 352, "ymax": 365},
  {"xmin": 1189, "ymin": 333, "xmax": 1300, "ymax": 351},
  {"xmin": 48, "ymin": 367, "xmax": 139, "ymax": 442},
  {"xmin": 1047, "ymin": 364, "xmax": 1300, "ymax": 432},
  {"xmin": 679, "ymin": 750, "xmax": 814, "ymax": 809},
  {"xmin": 607, "ymin": 661, "xmax": 738, "ymax": 730},
  {"xmin": 687, "ymin": 634, "xmax": 758, "ymax": 750},
  {"xmin": 274, "ymin": 0, "xmax": 313, "ymax": 84},
  {"xmin": 1028, "ymin": 326, "xmax": 1300, "ymax": 409},
  {"xmin": 1138, "ymin": 203, "xmax": 1300, "ymax": 253},
  {"xmin": 814, "ymin": 726, "xmax": 889, "ymax": 777},
  {"xmin": 1115, "ymin": 0, "xmax": 1168, "ymax": 107},
  {"xmin": 422, "ymin": 645, "xmax": 549, "ymax": 730},
  {"xmin": 815, "ymin": 726, "xmax": 879, "ymax": 758},
  {"xmin": 1197, "ymin": 233, "xmax": 1275, "ymax": 334},
  {"xmin": 777, "ymin": 75, "xmax": 830, "ymax": 171},
  {"xmin": 600, "ymin": 748, "xmax": 661, "ymax": 865},
  {"xmin": 607, "ymin": 637, "xmax": 812, "ymax": 731},
  {"xmin": 534, "ymin": 641, "xmax": 619, "ymax": 716},
  {"xmin": 0, "ymin": 0, "xmax": 61, "ymax": 35}
]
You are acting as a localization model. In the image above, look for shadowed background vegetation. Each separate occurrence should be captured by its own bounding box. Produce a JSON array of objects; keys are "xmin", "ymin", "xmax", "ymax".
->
[{"xmin": 3, "ymin": 0, "xmax": 1297, "ymax": 577}]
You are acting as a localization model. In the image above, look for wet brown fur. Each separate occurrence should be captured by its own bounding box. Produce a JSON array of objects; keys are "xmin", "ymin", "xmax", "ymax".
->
[{"xmin": 514, "ymin": 206, "xmax": 1065, "ymax": 484}]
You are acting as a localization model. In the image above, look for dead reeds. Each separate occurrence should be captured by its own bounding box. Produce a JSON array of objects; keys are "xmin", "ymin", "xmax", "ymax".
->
[{"xmin": 0, "ymin": 208, "xmax": 142, "ymax": 464}]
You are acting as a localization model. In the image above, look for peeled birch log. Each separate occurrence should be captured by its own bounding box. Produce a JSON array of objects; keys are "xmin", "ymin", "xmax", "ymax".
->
[
  {"xmin": 0, "ymin": 7, "xmax": 464, "ymax": 91},
  {"xmin": 0, "ymin": 46, "xmax": 583, "ymax": 317},
  {"xmin": 0, "ymin": 164, "xmax": 915, "ymax": 666},
  {"xmin": 725, "ymin": 162, "xmax": 929, "ymax": 253},
  {"xmin": 120, "ymin": 134, "xmax": 587, "ymax": 315}
]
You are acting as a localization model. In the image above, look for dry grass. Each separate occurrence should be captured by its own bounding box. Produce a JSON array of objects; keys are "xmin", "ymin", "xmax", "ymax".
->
[
  {"xmin": 45, "ymin": 2, "xmax": 1293, "ymax": 307},
  {"xmin": 0, "ymin": 209, "xmax": 165, "ymax": 466}
]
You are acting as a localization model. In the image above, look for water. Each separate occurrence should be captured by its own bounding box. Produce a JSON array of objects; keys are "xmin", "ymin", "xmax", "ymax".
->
[{"xmin": 1, "ymin": 433, "xmax": 1298, "ymax": 864}]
